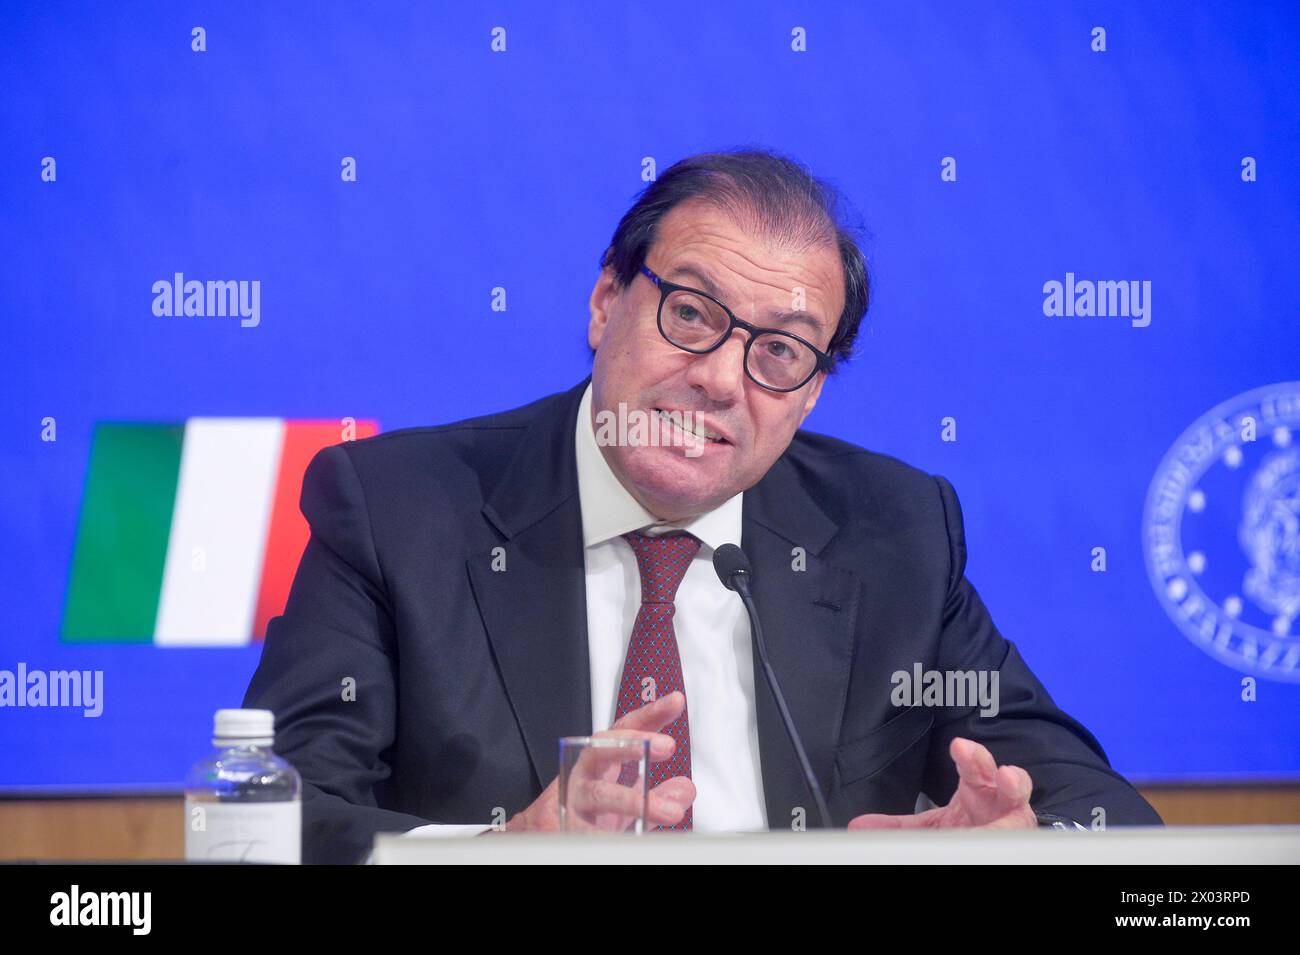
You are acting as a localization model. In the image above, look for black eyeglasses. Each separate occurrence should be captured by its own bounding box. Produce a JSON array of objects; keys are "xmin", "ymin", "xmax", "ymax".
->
[{"xmin": 638, "ymin": 265, "xmax": 832, "ymax": 393}]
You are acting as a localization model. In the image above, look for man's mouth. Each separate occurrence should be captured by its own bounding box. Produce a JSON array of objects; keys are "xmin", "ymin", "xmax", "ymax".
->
[{"xmin": 652, "ymin": 407, "xmax": 729, "ymax": 445}]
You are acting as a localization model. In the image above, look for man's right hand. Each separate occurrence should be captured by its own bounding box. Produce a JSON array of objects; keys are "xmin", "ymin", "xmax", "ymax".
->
[{"xmin": 499, "ymin": 691, "xmax": 695, "ymax": 832}]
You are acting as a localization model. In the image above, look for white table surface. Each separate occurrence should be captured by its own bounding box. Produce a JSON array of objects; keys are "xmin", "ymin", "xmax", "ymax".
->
[{"xmin": 372, "ymin": 824, "xmax": 1300, "ymax": 864}]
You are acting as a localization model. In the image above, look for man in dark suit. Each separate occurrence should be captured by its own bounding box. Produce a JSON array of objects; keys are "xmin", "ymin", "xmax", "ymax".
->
[{"xmin": 244, "ymin": 149, "xmax": 1161, "ymax": 863}]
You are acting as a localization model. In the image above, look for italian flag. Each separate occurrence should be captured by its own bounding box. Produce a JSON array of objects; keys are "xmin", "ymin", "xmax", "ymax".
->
[{"xmin": 62, "ymin": 418, "xmax": 378, "ymax": 646}]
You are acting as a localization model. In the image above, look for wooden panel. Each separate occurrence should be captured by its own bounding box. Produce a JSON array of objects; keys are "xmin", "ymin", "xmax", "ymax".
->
[
  {"xmin": 0, "ymin": 797, "xmax": 183, "ymax": 861},
  {"xmin": 1, "ymin": 786, "xmax": 1297, "ymax": 860},
  {"xmin": 1140, "ymin": 785, "xmax": 1300, "ymax": 826}
]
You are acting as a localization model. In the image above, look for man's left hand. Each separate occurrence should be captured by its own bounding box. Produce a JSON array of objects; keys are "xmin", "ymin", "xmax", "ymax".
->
[{"xmin": 847, "ymin": 737, "xmax": 1036, "ymax": 830}]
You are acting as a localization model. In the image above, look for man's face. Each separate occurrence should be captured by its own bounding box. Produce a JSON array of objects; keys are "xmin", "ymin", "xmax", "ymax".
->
[{"xmin": 587, "ymin": 199, "xmax": 845, "ymax": 521}]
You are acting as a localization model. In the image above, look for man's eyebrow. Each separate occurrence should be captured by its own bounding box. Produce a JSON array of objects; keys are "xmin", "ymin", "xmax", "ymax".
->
[
  {"xmin": 667, "ymin": 264, "xmax": 724, "ymax": 298},
  {"xmin": 666, "ymin": 263, "xmax": 829, "ymax": 339}
]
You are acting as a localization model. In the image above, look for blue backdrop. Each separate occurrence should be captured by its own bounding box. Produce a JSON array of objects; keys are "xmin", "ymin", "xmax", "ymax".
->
[{"xmin": 2, "ymin": 0, "xmax": 1297, "ymax": 791}]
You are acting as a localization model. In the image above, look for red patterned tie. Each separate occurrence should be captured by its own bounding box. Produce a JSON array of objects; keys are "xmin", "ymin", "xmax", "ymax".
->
[{"xmin": 615, "ymin": 529, "xmax": 701, "ymax": 831}]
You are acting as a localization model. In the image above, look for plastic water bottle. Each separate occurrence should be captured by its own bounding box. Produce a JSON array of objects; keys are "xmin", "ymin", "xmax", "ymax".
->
[{"xmin": 185, "ymin": 708, "xmax": 301, "ymax": 864}]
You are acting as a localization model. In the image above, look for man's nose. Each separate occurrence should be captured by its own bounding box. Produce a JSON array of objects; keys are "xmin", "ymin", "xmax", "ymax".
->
[{"xmin": 685, "ymin": 331, "xmax": 747, "ymax": 402}]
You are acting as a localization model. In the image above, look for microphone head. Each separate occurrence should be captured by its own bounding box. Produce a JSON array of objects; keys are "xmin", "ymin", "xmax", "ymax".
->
[{"xmin": 712, "ymin": 543, "xmax": 752, "ymax": 592}]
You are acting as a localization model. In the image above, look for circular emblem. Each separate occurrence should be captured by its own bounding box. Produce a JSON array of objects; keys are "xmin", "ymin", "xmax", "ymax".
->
[{"xmin": 1143, "ymin": 382, "xmax": 1300, "ymax": 682}]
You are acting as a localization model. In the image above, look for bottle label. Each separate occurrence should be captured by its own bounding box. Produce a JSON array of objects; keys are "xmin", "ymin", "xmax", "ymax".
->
[{"xmin": 185, "ymin": 799, "xmax": 301, "ymax": 865}]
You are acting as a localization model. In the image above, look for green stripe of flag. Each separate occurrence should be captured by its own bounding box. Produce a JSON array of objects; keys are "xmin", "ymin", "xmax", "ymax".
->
[{"xmin": 62, "ymin": 424, "xmax": 184, "ymax": 641}]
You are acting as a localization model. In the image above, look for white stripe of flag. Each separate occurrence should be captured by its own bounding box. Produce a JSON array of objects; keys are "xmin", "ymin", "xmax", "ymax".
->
[{"xmin": 154, "ymin": 418, "xmax": 285, "ymax": 645}]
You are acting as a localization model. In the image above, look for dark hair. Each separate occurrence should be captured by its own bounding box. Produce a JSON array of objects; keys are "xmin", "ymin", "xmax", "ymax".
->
[{"xmin": 596, "ymin": 147, "xmax": 871, "ymax": 369}]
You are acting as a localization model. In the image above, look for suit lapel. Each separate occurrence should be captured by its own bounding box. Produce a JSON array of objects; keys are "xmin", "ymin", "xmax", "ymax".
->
[
  {"xmin": 743, "ymin": 453, "xmax": 862, "ymax": 828},
  {"xmin": 466, "ymin": 379, "xmax": 593, "ymax": 789}
]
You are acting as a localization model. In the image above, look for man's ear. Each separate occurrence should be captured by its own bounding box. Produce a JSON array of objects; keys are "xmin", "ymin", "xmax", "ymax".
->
[
  {"xmin": 797, "ymin": 373, "xmax": 827, "ymax": 426},
  {"xmin": 588, "ymin": 268, "xmax": 619, "ymax": 350}
]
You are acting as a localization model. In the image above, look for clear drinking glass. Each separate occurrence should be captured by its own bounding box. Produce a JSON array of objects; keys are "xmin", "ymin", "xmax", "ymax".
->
[{"xmin": 557, "ymin": 736, "xmax": 650, "ymax": 833}]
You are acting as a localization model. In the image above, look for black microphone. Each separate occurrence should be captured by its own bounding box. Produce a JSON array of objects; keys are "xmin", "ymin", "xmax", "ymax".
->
[{"xmin": 713, "ymin": 543, "xmax": 832, "ymax": 830}]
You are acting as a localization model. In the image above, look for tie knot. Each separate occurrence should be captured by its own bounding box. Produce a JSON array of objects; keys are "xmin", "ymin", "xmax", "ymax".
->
[{"xmin": 622, "ymin": 530, "xmax": 702, "ymax": 604}]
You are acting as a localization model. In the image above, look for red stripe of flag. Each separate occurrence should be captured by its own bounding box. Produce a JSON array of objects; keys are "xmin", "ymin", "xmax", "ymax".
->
[{"xmin": 253, "ymin": 420, "xmax": 379, "ymax": 640}]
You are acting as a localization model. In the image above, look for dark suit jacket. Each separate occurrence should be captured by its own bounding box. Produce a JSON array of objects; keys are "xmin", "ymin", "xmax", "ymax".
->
[{"xmin": 243, "ymin": 376, "xmax": 1161, "ymax": 863}]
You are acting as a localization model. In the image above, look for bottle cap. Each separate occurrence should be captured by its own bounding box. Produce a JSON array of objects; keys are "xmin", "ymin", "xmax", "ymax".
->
[{"xmin": 213, "ymin": 708, "xmax": 275, "ymax": 747}]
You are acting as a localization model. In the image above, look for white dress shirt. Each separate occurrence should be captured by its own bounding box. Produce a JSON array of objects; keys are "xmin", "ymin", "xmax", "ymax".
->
[{"xmin": 401, "ymin": 382, "xmax": 767, "ymax": 842}]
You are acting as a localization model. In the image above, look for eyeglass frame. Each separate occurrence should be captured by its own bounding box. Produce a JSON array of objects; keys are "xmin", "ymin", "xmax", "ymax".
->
[{"xmin": 637, "ymin": 264, "xmax": 834, "ymax": 393}]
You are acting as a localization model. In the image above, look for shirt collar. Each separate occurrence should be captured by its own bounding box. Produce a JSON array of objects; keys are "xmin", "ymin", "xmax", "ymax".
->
[{"xmin": 575, "ymin": 381, "xmax": 743, "ymax": 552}]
